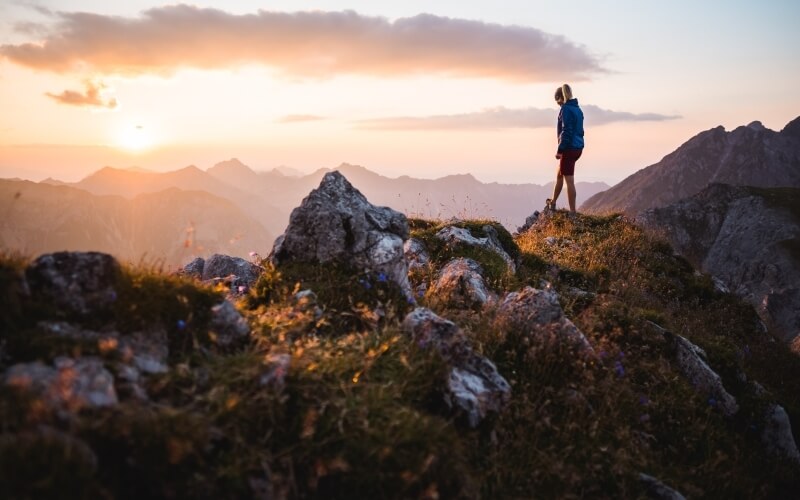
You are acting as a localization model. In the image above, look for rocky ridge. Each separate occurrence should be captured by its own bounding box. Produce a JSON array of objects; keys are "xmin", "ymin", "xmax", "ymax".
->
[
  {"xmin": 639, "ymin": 183, "xmax": 800, "ymax": 345},
  {"xmin": 1, "ymin": 172, "xmax": 799, "ymax": 498},
  {"xmin": 582, "ymin": 116, "xmax": 800, "ymax": 216}
]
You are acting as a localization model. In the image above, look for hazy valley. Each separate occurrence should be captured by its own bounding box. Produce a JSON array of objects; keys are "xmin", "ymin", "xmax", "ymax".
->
[{"xmin": 2, "ymin": 161, "xmax": 610, "ymax": 267}]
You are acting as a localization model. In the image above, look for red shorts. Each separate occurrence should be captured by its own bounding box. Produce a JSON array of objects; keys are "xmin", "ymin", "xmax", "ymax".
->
[{"xmin": 558, "ymin": 149, "xmax": 582, "ymax": 176}]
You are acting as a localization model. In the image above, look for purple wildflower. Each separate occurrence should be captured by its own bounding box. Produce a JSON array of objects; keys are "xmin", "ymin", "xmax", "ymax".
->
[
  {"xmin": 708, "ymin": 397, "xmax": 717, "ymax": 407},
  {"xmin": 614, "ymin": 360, "xmax": 625, "ymax": 377},
  {"xmin": 176, "ymin": 319, "xmax": 187, "ymax": 331},
  {"xmin": 377, "ymin": 273, "xmax": 387, "ymax": 282}
]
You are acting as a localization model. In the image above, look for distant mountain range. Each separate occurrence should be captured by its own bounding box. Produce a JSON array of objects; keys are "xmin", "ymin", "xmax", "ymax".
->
[
  {"xmin": 582, "ymin": 117, "xmax": 800, "ymax": 215},
  {"xmin": 0, "ymin": 161, "xmax": 609, "ymax": 267},
  {"xmin": 0, "ymin": 180, "xmax": 272, "ymax": 268},
  {"xmin": 75, "ymin": 160, "xmax": 610, "ymax": 233}
]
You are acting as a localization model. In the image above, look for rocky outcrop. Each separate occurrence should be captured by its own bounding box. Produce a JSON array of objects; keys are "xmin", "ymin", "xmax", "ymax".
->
[
  {"xmin": 401, "ymin": 307, "xmax": 511, "ymax": 427},
  {"xmin": 404, "ymin": 238, "xmax": 430, "ymax": 271},
  {"xmin": 4, "ymin": 251, "xmax": 251, "ymax": 408},
  {"xmin": 436, "ymin": 225, "xmax": 516, "ymax": 273},
  {"xmin": 582, "ymin": 117, "xmax": 800, "ymax": 215},
  {"xmin": 638, "ymin": 473, "xmax": 687, "ymax": 500},
  {"xmin": 25, "ymin": 252, "xmax": 120, "ymax": 318},
  {"xmin": 428, "ymin": 258, "xmax": 495, "ymax": 310},
  {"xmin": 180, "ymin": 254, "xmax": 263, "ymax": 294},
  {"xmin": 667, "ymin": 333, "xmax": 739, "ymax": 417},
  {"xmin": 4, "ymin": 357, "xmax": 118, "ymax": 414},
  {"xmin": 209, "ymin": 301, "xmax": 251, "ymax": 346},
  {"xmin": 270, "ymin": 171, "xmax": 411, "ymax": 296},
  {"xmin": 493, "ymin": 285, "xmax": 593, "ymax": 353},
  {"xmin": 639, "ymin": 184, "xmax": 800, "ymax": 344},
  {"xmin": 762, "ymin": 404, "xmax": 800, "ymax": 463}
]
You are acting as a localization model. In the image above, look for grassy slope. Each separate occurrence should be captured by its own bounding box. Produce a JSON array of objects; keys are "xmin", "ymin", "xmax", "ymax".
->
[{"xmin": 1, "ymin": 212, "xmax": 799, "ymax": 499}]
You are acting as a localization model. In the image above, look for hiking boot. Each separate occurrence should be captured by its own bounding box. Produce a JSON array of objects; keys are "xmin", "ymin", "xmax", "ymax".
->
[{"xmin": 545, "ymin": 198, "xmax": 556, "ymax": 211}]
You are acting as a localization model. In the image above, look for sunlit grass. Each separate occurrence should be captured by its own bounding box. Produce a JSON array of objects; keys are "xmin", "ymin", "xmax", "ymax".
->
[{"xmin": 1, "ymin": 211, "xmax": 800, "ymax": 498}]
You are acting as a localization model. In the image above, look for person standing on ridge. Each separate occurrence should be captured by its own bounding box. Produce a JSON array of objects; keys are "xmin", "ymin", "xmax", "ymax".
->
[{"xmin": 546, "ymin": 84, "xmax": 584, "ymax": 213}]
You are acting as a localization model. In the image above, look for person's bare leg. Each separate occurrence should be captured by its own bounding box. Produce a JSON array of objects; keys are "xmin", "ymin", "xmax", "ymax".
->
[
  {"xmin": 551, "ymin": 173, "xmax": 564, "ymax": 208},
  {"xmin": 565, "ymin": 175, "xmax": 577, "ymax": 212}
]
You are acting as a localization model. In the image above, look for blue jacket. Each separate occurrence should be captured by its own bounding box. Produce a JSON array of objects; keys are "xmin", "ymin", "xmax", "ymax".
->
[{"xmin": 557, "ymin": 98, "xmax": 585, "ymax": 151}]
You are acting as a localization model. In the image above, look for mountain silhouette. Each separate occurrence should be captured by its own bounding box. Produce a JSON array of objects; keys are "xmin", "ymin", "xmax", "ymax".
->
[
  {"xmin": 206, "ymin": 160, "xmax": 609, "ymax": 230},
  {"xmin": 0, "ymin": 180, "xmax": 272, "ymax": 268},
  {"xmin": 581, "ymin": 116, "xmax": 800, "ymax": 215}
]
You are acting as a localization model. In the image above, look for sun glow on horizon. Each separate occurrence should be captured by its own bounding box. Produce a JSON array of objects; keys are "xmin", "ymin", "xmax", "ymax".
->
[{"xmin": 114, "ymin": 123, "xmax": 156, "ymax": 152}]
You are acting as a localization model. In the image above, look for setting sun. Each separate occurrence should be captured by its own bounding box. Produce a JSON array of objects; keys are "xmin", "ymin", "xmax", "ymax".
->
[{"xmin": 115, "ymin": 123, "xmax": 155, "ymax": 152}]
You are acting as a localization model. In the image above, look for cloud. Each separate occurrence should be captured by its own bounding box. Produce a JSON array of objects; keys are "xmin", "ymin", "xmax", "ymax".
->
[
  {"xmin": 0, "ymin": 5, "xmax": 605, "ymax": 81},
  {"xmin": 277, "ymin": 114, "xmax": 327, "ymax": 123},
  {"xmin": 45, "ymin": 80, "xmax": 118, "ymax": 109},
  {"xmin": 357, "ymin": 105, "xmax": 680, "ymax": 130},
  {"xmin": 582, "ymin": 105, "xmax": 680, "ymax": 125}
]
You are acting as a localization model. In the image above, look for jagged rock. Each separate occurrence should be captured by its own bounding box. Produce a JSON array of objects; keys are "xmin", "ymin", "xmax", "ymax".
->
[
  {"xmin": 270, "ymin": 171, "xmax": 411, "ymax": 296},
  {"xmin": 711, "ymin": 276, "xmax": 730, "ymax": 294},
  {"xmin": 762, "ymin": 404, "xmax": 800, "ymax": 463},
  {"xmin": 639, "ymin": 184, "xmax": 800, "ymax": 344},
  {"xmin": 429, "ymin": 258, "xmax": 495, "ymax": 310},
  {"xmin": 209, "ymin": 300, "xmax": 250, "ymax": 346},
  {"xmin": 202, "ymin": 254, "xmax": 262, "ymax": 284},
  {"xmin": 187, "ymin": 254, "xmax": 265, "ymax": 294},
  {"xmin": 493, "ymin": 285, "xmax": 593, "ymax": 353},
  {"xmin": 404, "ymin": 238, "xmax": 430, "ymax": 270},
  {"xmin": 4, "ymin": 357, "xmax": 118, "ymax": 413},
  {"xmin": 668, "ymin": 333, "xmax": 739, "ymax": 416},
  {"xmin": 638, "ymin": 473, "xmax": 687, "ymax": 500},
  {"xmin": 402, "ymin": 307, "xmax": 511, "ymax": 427},
  {"xmin": 25, "ymin": 251, "xmax": 120, "ymax": 317},
  {"xmin": 516, "ymin": 211, "xmax": 541, "ymax": 234},
  {"xmin": 435, "ymin": 225, "xmax": 515, "ymax": 273},
  {"xmin": 181, "ymin": 257, "xmax": 206, "ymax": 279}
]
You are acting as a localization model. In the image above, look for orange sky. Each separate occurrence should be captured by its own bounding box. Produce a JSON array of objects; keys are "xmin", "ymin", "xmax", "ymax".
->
[{"xmin": 1, "ymin": 1, "xmax": 798, "ymax": 185}]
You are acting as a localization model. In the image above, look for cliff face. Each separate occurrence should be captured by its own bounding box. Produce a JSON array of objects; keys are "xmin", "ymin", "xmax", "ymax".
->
[
  {"xmin": 582, "ymin": 117, "xmax": 800, "ymax": 215},
  {"xmin": 639, "ymin": 184, "xmax": 800, "ymax": 343}
]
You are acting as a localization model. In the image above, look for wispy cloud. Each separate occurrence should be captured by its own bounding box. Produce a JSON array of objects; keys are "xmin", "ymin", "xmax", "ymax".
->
[
  {"xmin": 45, "ymin": 80, "xmax": 118, "ymax": 109},
  {"xmin": 357, "ymin": 105, "xmax": 680, "ymax": 130},
  {"xmin": 0, "ymin": 5, "xmax": 606, "ymax": 81},
  {"xmin": 583, "ymin": 105, "xmax": 681, "ymax": 125},
  {"xmin": 277, "ymin": 114, "xmax": 327, "ymax": 123}
]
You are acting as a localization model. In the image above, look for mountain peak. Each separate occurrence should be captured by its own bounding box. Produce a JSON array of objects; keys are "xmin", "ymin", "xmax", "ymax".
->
[
  {"xmin": 581, "ymin": 117, "xmax": 800, "ymax": 216},
  {"xmin": 176, "ymin": 165, "xmax": 203, "ymax": 174},
  {"xmin": 781, "ymin": 115, "xmax": 800, "ymax": 140},
  {"xmin": 208, "ymin": 158, "xmax": 257, "ymax": 178}
]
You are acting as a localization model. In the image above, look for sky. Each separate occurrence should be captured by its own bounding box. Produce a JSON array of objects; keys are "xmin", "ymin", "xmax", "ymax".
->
[{"xmin": 0, "ymin": 0, "xmax": 798, "ymax": 185}]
